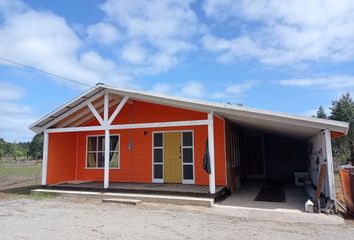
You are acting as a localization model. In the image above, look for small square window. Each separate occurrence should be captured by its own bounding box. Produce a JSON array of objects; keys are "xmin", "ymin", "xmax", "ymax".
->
[
  {"xmin": 154, "ymin": 149, "xmax": 163, "ymax": 163},
  {"xmin": 110, "ymin": 152, "xmax": 119, "ymax": 168},
  {"xmin": 110, "ymin": 136, "xmax": 119, "ymax": 151},
  {"xmin": 86, "ymin": 135, "xmax": 119, "ymax": 168},
  {"xmin": 183, "ymin": 148, "xmax": 193, "ymax": 163},
  {"xmin": 154, "ymin": 133, "xmax": 163, "ymax": 147},
  {"xmin": 183, "ymin": 132, "xmax": 193, "ymax": 146},
  {"xmin": 154, "ymin": 164, "xmax": 163, "ymax": 179},
  {"xmin": 97, "ymin": 152, "xmax": 104, "ymax": 167},
  {"xmin": 87, "ymin": 152, "xmax": 97, "ymax": 167},
  {"xmin": 98, "ymin": 136, "xmax": 105, "ymax": 151},
  {"xmin": 87, "ymin": 137, "xmax": 97, "ymax": 151},
  {"xmin": 183, "ymin": 165, "xmax": 193, "ymax": 180}
]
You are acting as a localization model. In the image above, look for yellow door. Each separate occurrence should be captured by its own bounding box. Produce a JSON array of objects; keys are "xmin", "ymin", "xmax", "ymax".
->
[{"xmin": 163, "ymin": 132, "xmax": 182, "ymax": 183}]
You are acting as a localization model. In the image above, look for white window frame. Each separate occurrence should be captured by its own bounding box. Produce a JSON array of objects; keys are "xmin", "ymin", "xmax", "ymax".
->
[
  {"xmin": 85, "ymin": 134, "xmax": 120, "ymax": 169},
  {"xmin": 152, "ymin": 130, "xmax": 195, "ymax": 184},
  {"xmin": 152, "ymin": 132, "xmax": 164, "ymax": 183},
  {"xmin": 181, "ymin": 131, "xmax": 195, "ymax": 184}
]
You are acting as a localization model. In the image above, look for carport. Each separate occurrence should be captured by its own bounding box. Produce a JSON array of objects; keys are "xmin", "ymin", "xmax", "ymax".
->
[{"xmin": 218, "ymin": 110, "xmax": 348, "ymax": 212}]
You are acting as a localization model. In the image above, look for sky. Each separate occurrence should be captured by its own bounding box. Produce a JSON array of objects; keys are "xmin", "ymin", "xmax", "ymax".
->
[{"xmin": 0, "ymin": 0, "xmax": 354, "ymax": 142}]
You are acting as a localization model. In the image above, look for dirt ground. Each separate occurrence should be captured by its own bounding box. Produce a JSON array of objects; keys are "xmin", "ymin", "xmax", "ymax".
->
[{"xmin": 0, "ymin": 193, "xmax": 353, "ymax": 240}]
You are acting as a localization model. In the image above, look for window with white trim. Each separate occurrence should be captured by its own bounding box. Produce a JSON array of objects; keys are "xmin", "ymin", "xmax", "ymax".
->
[
  {"xmin": 182, "ymin": 131, "xmax": 194, "ymax": 180},
  {"xmin": 86, "ymin": 135, "xmax": 119, "ymax": 168},
  {"xmin": 153, "ymin": 133, "xmax": 163, "ymax": 179}
]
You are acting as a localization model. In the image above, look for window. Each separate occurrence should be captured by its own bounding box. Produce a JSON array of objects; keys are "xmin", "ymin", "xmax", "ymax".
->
[
  {"xmin": 182, "ymin": 131, "xmax": 194, "ymax": 181},
  {"xmin": 231, "ymin": 133, "xmax": 240, "ymax": 167},
  {"xmin": 153, "ymin": 133, "xmax": 163, "ymax": 180},
  {"xmin": 86, "ymin": 135, "xmax": 119, "ymax": 168}
]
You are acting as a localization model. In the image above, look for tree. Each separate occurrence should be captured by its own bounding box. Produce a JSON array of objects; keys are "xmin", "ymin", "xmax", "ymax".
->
[
  {"xmin": 330, "ymin": 93, "xmax": 354, "ymax": 165},
  {"xmin": 316, "ymin": 106, "xmax": 327, "ymax": 119},
  {"xmin": 28, "ymin": 134, "xmax": 44, "ymax": 159}
]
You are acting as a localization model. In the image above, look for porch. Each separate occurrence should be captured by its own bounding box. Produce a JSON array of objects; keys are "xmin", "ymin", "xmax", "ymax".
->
[{"xmin": 46, "ymin": 181, "xmax": 227, "ymax": 198}]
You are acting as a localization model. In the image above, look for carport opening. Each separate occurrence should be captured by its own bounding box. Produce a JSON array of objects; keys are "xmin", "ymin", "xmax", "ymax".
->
[{"xmin": 223, "ymin": 119, "xmax": 331, "ymax": 212}]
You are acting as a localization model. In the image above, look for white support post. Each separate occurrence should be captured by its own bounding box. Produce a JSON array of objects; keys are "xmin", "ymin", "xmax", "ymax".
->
[
  {"xmin": 108, "ymin": 95, "xmax": 129, "ymax": 125},
  {"xmin": 41, "ymin": 131, "xmax": 49, "ymax": 186},
  {"xmin": 103, "ymin": 93, "xmax": 110, "ymax": 189},
  {"xmin": 104, "ymin": 93, "xmax": 109, "ymax": 124},
  {"xmin": 208, "ymin": 112, "xmax": 216, "ymax": 194},
  {"xmin": 88, "ymin": 102, "xmax": 104, "ymax": 126},
  {"xmin": 104, "ymin": 128, "xmax": 110, "ymax": 189},
  {"xmin": 324, "ymin": 129, "xmax": 336, "ymax": 201}
]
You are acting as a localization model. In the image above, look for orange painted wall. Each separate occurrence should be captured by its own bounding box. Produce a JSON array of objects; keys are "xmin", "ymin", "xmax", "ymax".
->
[
  {"xmin": 46, "ymin": 132, "xmax": 77, "ymax": 184},
  {"xmin": 47, "ymin": 100, "xmax": 227, "ymax": 186}
]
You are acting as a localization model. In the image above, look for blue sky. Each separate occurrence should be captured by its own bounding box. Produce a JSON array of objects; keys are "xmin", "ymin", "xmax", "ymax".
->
[{"xmin": 1, "ymin": 0, "xmax": 354, "ymax": 142}]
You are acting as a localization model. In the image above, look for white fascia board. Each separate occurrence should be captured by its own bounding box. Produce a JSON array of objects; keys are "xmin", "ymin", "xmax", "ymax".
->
[
  {"xmin": 45, "ymin": 126, "xmax": 105, "ymax": 133},
  {"xmin": 109, "ymin": 120, "xmax": 209, "ymax": 130},
  {"xmin": 43, "ymin": 120, "xmax": 208, "ymax": 133}
]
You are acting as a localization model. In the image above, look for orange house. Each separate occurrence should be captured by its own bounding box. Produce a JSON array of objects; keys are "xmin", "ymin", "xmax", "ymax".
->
[{"xmin": 30, "ymin": 84, "xmax": 348, "ymax": 200}]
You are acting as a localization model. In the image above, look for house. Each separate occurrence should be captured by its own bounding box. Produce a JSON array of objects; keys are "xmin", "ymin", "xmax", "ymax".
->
[{"xmin": 29, "ymin": 83, "xmax": 349, "ymax": 205}]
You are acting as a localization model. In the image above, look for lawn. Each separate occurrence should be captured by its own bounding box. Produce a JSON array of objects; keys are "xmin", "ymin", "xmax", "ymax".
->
[{"xmin": 0, "ymin": 163, "xmax": 41, "ymax": 188}]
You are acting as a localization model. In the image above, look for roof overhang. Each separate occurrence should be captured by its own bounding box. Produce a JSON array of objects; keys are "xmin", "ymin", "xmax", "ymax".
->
[{"xmin": 29, "ymin": 84, "xmax": 349, "ymax": 140}]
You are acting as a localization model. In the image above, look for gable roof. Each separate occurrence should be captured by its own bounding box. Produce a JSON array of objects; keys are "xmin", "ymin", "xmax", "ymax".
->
[{"xmin": 29, "ymin": 83, "xmax": 349, "ymax": 139}]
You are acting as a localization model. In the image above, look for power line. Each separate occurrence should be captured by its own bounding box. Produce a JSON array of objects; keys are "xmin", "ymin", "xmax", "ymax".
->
[{"xmin": 0, "ymin": 57, "xmax": 94, "ymax": 88}]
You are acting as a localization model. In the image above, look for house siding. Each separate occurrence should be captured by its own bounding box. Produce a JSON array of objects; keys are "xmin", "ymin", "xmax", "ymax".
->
[{"xmin": 46, "ymin": 100, "xmax": 226, "ymax": 186}]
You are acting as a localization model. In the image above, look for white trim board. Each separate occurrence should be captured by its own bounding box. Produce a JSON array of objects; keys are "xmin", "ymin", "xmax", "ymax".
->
[{"xmin": 45, "ymin": 120, "xmax": 209, "ymax": 133}]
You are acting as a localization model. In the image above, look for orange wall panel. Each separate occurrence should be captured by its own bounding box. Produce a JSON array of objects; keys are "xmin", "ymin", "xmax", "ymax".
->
[
  {"xmin": 48, "ymin": 100, "xmax": 227, "ymax": 186},
  {"xmin": 46, "ymin": 132, "xmax": 77, "ymax": 184}
]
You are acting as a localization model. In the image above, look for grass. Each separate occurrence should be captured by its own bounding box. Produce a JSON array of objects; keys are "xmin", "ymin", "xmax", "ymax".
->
[
  {"xmin": 0, "ymin": 164, "xmax": 41, "ymax": 187},
  {"xmin": 29, "ymin": 191, "xmax": 58, "ymax": 199}
]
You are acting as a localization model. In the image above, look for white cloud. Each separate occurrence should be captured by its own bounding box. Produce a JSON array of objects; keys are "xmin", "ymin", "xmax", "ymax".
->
[
  {"xmin": 0, "ymin": 81, "xmax": 25, "ymax": 100},
  {"xmin": 150, "ymin": 80, "xmax": 257, "ymax": 101},
  {"xmin": 212, "ymin": 80, "xmax": 258, "ymax": 99},
  {"xmin": 0, "ymin": 101, "xmax": 31, "ymax": 114},
  {"xmin": 180, "ymin": 81, "xmax": 206, "ymax": 98},
  {"xmin": 0, "ymin": 0, "xmax": 130, "ymax": 88},
  {"xmin": 278, "ymin": 75, "xmax": 354, "ymax": 90},
  {"xmin": 202, "ymin": 0, "xmax": 354, "ymax": 65},
  {"xmin": 0, "ymin": 81, "xmax": 35, "ymax": 142},
  {"xmin": 99, "ymin": 0, "xmax": 201, "ymax": 74},
  {"xmin": 121, "ymin": 42, "xmax": 148, "ymax": 64},
  {"xmin": 87, "ymin": 22, "xmax": 119, "ymax": 44},
  {"xmin": 151, "ymin": 83, "xmax": 171, "ymax": 95}
]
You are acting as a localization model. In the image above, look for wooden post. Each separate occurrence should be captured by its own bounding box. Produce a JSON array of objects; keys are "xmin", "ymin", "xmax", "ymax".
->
[{"xmin": 208, "ymin": 112, "xmax": 216, "ymax": 194}]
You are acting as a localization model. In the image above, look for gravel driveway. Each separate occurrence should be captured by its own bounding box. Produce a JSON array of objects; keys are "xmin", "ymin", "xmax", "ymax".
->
[{"xmin": 0, "ymin": 194, "xmax": 353, "ymax": 240}]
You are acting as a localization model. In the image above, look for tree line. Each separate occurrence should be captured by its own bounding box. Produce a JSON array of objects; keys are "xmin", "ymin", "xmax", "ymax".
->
[
  {"xmin": 0, "ymin": 134, "xmax": 43, "ymax": 160},
  {"xmin": 314, "ymin": 93, "xmax": 354, "ymax": 165}
]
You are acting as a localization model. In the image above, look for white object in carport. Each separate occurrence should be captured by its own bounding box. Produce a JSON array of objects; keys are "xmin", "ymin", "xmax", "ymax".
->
[{"xmin": 305, "ymin": 199, "xmax": 314, "ymax": 213}]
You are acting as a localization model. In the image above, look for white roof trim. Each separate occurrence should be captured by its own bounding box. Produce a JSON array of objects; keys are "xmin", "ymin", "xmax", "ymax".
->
[{"xmin": 29, "ymin": 83, "xmax": 349, "ymax": 135}]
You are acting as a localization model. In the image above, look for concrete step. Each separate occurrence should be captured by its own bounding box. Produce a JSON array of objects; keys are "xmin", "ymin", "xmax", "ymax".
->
[
  {"xmin": 31, "ymin": 189, "xmax": 214, "ymax": 207},
  {"xmin": 102, "ymin": 198, "xmax": 141, "ymax": 205}
]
